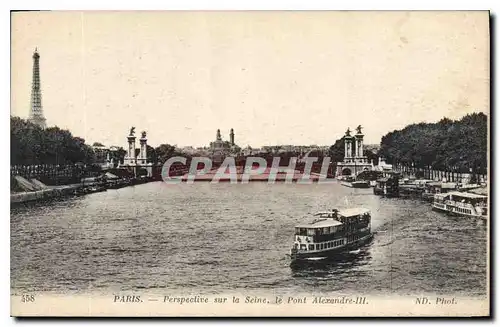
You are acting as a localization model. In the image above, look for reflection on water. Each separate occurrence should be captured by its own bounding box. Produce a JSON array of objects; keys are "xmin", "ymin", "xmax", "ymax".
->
[
  {"xmin": 291, "ymin": 245, "xmax": 373, "ymax": 279},
  {"xmin": 11, "ymin": 182, "xmax": 487, "ymax": 296}
]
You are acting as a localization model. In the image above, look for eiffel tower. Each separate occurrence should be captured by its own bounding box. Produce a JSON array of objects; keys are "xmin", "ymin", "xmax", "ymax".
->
[{"xmin": 28, "ymin": 48, "xmax": 47, "ymax": 128}]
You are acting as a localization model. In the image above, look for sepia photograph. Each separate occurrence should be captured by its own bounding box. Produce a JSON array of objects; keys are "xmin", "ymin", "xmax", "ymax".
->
[{"xmin": 9, "ymin": 10, "xmax": 490, "ymax": 317}]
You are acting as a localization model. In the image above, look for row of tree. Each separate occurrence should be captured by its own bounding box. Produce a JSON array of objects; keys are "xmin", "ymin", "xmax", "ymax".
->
[
  {"xmin": 326, "ymin": 113, "xmax": 487, "ymax": 175},
  {"xmin": 10, "ymin": 116, "xmax": 188, "ymax": 168},
  {"xmin": 11, "ymin": 117, "xmax": 95, "ymax": 165},
  {"xmin": 378, "ymin": 112, "xmax": 487, "ymax": 173}
]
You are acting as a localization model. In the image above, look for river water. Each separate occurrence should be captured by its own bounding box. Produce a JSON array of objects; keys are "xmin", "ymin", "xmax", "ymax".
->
[{"xmin": 11, "ymin": 182, "xmax": 487, "ymax": 296}]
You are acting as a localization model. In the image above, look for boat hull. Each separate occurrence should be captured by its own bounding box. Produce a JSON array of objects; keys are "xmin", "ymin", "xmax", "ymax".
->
[
  {"xmin": 340, "ymin": 181, "xmax": 370, "ymax": 188},
  {"xmin": 373, "ymin": 187, "xmax": 399, "ymax": 197},
  {"xmin": 352, "ymin": 182, "xmax": 370, "ymax": 188},
  {"xmin": 290, "ymin": 234, "xmax": 373, "ymax": 264},
  {"xmin": 432, "ymin": 204, "xmax": 487, "ymax": 220}
]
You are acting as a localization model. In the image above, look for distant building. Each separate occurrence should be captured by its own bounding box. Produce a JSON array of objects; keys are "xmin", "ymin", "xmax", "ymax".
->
[
  {"xmin": 209, "ymin": 129, "xmax": 240, "ymax": 164},
  {"xmin": 258, "ymin": 145, "xmax": 329, "ymax": 157},
  {"xmin": 91, "ymin": 144, "xmax": 108, "ymax": 165},
  {"xmin": 241, "ymin": 146, "xmax": 264, "ymax": 156},
  {"xmin": 91, "ymin": 144, "xmax": 122, "ymax": 169}
]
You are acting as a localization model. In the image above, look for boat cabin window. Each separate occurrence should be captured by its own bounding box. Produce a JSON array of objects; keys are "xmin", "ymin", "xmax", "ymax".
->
[
  {"xmin": 316, "ymin": 244, "xmax": 320, "ymax": 250},
  {"xmin": 295, "ymin": 228, "xmax": 308, "ymax": 236},
  {"xmin": 359, "ymin": 213, "xmax": 371, "ymax": 224},
  {"xmin": 315, "ymin": 226, "xmax": 336, "ymax": 235},
  {"xmin": 448, "ymin": 195, "xmax": 487, "ymax": 206},
  {"xmin": 308, "ymin": 244, "xmax": 314, "ymax": 250},
  {"xmin": 300, "ymin": 244, "xmax": 307, "ymax": 251},
  {"xmin": 307, "ymin": 229, "xmax": 315, "ymax": 236},
  {"xmin": 342, "ymin": 215, "xmax": 357, "ymax": 225}
]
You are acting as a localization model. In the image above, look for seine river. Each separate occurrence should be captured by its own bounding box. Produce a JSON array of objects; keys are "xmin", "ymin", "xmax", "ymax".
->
[{"xmin": 11, "ymin": 182, "xmax": 487, "ymax": 296}]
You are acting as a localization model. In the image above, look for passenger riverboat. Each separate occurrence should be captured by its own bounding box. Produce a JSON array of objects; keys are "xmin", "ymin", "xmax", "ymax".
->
[
  {"xmin": 289, "ymin": 208, "xmax": 373, "ymax": 264},
  {"xmin": 432, "ymin": 191, "xmax": 488, "ymax": 219}
]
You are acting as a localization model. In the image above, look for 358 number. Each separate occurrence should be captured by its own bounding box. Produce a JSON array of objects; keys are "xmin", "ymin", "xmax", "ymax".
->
[{"xmin": 21, "ymin": 294, "xmax": 35, "ymax": 303}]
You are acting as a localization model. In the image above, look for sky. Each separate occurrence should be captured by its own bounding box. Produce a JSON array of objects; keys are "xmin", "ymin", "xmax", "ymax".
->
[{"xmin": 11, "ymin": 11, "xmax": 489, "ymax": 148}]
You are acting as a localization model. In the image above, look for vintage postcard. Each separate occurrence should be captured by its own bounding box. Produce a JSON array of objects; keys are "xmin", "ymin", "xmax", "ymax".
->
[{"xmin": 10, "ymin": 11, "xmax": 490, "ymax": 317}]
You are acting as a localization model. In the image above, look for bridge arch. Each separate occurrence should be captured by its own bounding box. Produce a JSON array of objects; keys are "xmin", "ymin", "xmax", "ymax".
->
[{"xmin": 341, "ymin": 168, "xmax": 352, "ymax": 176}]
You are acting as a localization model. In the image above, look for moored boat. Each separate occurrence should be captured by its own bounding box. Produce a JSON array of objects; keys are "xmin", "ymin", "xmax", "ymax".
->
[
  {"xmin": 289, "ymin": 208, "xmax": 373, "ymax": 264},
  {"xmin": 340, "ymin": 176, "xmax": 370, "ymax": 188},
  {"xmin": 373, "ymin": 176, "xmax": 399, "ymax": 197},
  {"xmin": 399, "ymin": 183, "xmax": 424, "ymax": 198},
  {"xmin": 86, "ymin": 185, "xmax": 107, "ymax": 193},
  {"xmin": 421, "ymin": 182, "xmax": 457, "ymax": 202},
  {"xmin": 350, "ymin": 181, "xmax": 370, "ymax": 188},
  {"xmin": 432, "ymin": 191, "xmax": 488, "ymax": 219}
]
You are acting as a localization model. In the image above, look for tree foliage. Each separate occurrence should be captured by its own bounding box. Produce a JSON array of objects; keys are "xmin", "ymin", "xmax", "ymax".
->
[
  {"xmin": 154, "ymin": 144, "xmax": 190, "ymax": 164},
  {"xmin": 328, "ymin": 137, "xmax": 345, "ymax": 163},
  {"xmin": 378, "ymin": 113, "xmax": 487, "ymax": 173},
  {"xmin": 364, "ymin": 149, "xmax": 378, "ymax": 166},
  {"xmin": 109, "ymin": 147, "xmax": 127, "ymax": 166},
  {"xmin": 11, "ymin": 116, "xmax": 95, "ymax": 165}
]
